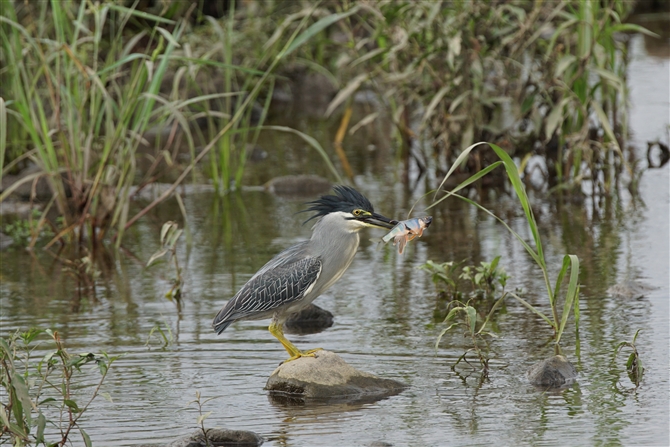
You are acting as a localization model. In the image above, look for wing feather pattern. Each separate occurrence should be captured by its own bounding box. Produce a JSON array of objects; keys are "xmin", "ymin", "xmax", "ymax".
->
[{"xmin": 212, "ymin": 256, "xmax": 322, "ymax": 334}]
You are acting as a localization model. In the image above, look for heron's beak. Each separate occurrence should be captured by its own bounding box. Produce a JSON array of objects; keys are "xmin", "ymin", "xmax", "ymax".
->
[{"xmin": 361, "ymin": 212, "xmax": 396, "ymax": 229}]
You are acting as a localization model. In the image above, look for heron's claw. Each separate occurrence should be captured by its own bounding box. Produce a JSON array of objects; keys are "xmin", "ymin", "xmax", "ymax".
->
[{"xmin": 281, "ymin": 347, "xmax": 323, "ymax": 364}]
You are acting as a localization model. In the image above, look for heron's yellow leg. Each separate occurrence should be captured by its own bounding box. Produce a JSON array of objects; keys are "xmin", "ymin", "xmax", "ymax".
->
[{"xmin": 268, "ymin": 321, "xmax": 322, "ymax": 362}]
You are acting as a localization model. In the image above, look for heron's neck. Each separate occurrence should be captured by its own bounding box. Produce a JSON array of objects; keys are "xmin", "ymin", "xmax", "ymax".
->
[{"xmin": 311, "ymin": 213, "xmax": 360, "ymax": 264}]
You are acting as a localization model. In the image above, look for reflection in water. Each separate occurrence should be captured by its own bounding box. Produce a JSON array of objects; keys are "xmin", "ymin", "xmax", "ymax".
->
[{"xmin": 0, "ymin": 34, "xmax": 668, "ymax": 447}]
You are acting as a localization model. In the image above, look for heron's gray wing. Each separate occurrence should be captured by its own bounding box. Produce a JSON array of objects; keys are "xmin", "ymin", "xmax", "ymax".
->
[{"xmin": 212, "ymin": 256, "xmax": 322, "ymax": 334}]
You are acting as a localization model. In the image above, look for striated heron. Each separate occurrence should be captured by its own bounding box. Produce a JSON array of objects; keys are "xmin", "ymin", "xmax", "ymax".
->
[{"xmin": 212, "ymin": 185, "xmax": 395, "ymax": 362}]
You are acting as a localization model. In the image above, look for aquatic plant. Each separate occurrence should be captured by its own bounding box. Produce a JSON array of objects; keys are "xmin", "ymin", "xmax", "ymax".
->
[
  {"xmin": 421, "ymin": 256, "xmax": 509, "ymax": 301},
  {"xmin": 614, "ymin": 329, "xmax": 644, "ymax": 388},
  {"xmin": 430, "ymin": 142, "xmax": 581, "ymax": 351},
  {"xmin": 0, "ymin": 328, "xmax": 118, "ymax": 445},
  {"xmin": 2, "ymin": 209, "xmax": 55, "ymax": 247},
  {"xmin": 434, "ymin": 299, "xmax": 500, "ymax": 376},
  {"xmin": 147, "ymin": 221, "xmax": 185, "ymax": 303},
  {"xmin": 183, "ymin": 391, "xmax": 217, "ymax": 447}
]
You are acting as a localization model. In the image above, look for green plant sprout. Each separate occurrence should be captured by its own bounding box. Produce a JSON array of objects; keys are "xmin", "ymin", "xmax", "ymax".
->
[
  {"xmin": 421, "ymin": 256, "xmax": 509, "ymax": 300},
  {"xmin": 145, "ymin": 321, "xmax": 174, "ymax": 351},
  {"xmin": 179, "ymin": 391, "xmax": 221, "ymax": 447},
  {"xmin": 614, "ymin": 329, "xmax": 644, "ymax": 388},
  {"xmin": 147, "ymin": 221, "xmax": 184, "ymax": 303},
  {"xmin": 435, "ymin": 299, "xmax": 505, "ymax": 376}
]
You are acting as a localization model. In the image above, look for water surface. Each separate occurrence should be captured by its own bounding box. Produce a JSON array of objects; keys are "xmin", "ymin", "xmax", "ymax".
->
[{"xmin": 1, "ymin": 33, "xmax": 668, "ymax": 447}]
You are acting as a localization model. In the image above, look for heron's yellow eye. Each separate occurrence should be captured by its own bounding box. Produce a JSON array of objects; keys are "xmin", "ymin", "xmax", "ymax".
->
[{"xmin": 353, "ymin": 209, "xmax": 363, "ymax": 216}]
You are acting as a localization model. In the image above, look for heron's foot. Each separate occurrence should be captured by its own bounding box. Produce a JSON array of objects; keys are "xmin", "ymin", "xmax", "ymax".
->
[{"xmin": 282, "ymin": 347, "xmax": 323, "ymax": 364}]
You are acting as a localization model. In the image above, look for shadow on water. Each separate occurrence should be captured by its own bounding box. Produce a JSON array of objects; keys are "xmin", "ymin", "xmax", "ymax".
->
[{"xmin": 1, "ymin": 30, "xmax": 668, "ymax": 447}]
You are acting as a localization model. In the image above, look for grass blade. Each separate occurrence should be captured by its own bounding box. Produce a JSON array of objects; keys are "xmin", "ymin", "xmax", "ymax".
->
[
  {"xmin": 261, "ymin": 125, "xmax": 344, "ymax": 184},
  {"xmin": 556, "ymin": 254, "xmax": 580, "ymax": 343},
  {"xmin": 284, "ymin": 6, "xmax": 361, "ymax": 57},
  {"xmin": 0, "ymin": 97, "xmax": 6, "ymax": 185},
  {"xmin": 507, "ymin": 292, "xmax": 554, "ymax": 328}
]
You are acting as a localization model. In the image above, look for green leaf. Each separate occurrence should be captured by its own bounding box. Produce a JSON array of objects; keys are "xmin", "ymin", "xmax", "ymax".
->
[
  {"xmin": 591, "ymin": 100, "xmax": 620, "ymax": 151},
  {"xmin": 556, "ymin": 254, "xmax": 580, "ymax": 344},
  {"xmin": 64, "ymin": 399, "xmax": 81, "ymax": 413},
  {"xmin": 96, "ymin": 53, "xmax": 149, "ymax": 76},
  {"xmin": 160, "ymin": 221, "xmax": 175, "ymax": 244},
  {"xmin": 261, "ymin": 126, "xmax": 343, "ymax": 183},
  {"xmin": 521, "ymin": 93, "xmax": 535, "ymax": 115},
  {"xmin": 82, "ymin": 428, "xmax": 93, "ymax": 447},
  {"xmin": 421, "ymin": 85, "xmax": 451, "ymax": 129},
  {"xmin": 478, "ymin": 294, "xmax": 507, "ymax": 334},
  {"xmin": 284, "ymin": 6, "xmax": 361, "ymax": 57},
  {"xmin": 156, "ymin": 26, "xmax": 181, "ymax": 48},
  {"xmin": 325, "ymin": 73, "xmax": 368, "ymax": 117},
  {"xmin": 98, "ymin": 359, "xmax": 108, "ymax": 376},
  {"xmin": 545, "ymin": 97, "xmax": 570, "ymax": 142},
  {"xmin": 489, "ymin": 256, "xmax": 500, "ymax": 273},
  {"xmin": 632, "ymin": 329, "xmax": 641, "ymax": 344},
  {"xmin": 0, "ymin": 97, "xmax": 6, "ymax": 186},
  {"xmin": 435, "ymin": 323, "xmax": 459, "ymax": 350},
  {"xmin": 443, "ymin": 306, "xmax": 462, "ymax": 323},
  {"xmin": 147, "ymin": 249, "xmax": 169, "ymax": 267},
  {"xmin": 36, "ymin": 412, "xmax": 47, "ymax": 443},
  {"xmin": 466, "ymin": 306, "xmax": 477, "ymax": 335},
  {"xmin": 610, "ymin": 23, "xmax": 659, "ymax": 38},
  {"xmin": 12, "ymin": 373, "xmax": 33, "ymax": 426},
  {"xmin": 508, "ymin": 292, "xmax": 554, "ymax": 328},
  {"xmin": 555, "ymin": 54, "xmax": 577, "ymax": 78},
  {"xmin": 196, "ymin": 411, "xmax": 212, "ymax": 425},
  {"xmin": 106, "ymin": 4, "xmax": 176, "ymax": 24}
]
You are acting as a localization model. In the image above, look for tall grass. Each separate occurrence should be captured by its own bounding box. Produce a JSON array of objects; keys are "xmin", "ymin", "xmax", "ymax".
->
[
  {"xmin": 0, "ymin": 1, "xmax": 353, "ymax": 249},
  {"xmin": 0, "ymin": 1, "xmax": 202, "ymax": 245},
  {"xmin": 429, "ymin": 142, "xmax": 581, "ymax": 349},
  {"xmin": 324, "ymin": 1, "xmax": 655, "ymax": 198}
]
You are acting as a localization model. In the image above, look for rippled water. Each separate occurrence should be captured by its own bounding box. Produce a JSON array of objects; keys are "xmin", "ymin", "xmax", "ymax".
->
[{"xmin": 1, "ymin": 33, "xmax": 669, "ymax": 446}]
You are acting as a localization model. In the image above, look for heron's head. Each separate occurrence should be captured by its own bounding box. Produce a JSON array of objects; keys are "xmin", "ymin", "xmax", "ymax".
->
[{"xmin": 303, "ymin": 185, "xmax": 396, "ymax": 231}]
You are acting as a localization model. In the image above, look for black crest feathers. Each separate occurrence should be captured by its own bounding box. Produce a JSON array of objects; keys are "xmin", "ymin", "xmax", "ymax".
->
[{"xmin": 303, "ymin": 185, "xmax": 374, "ymax": 223}]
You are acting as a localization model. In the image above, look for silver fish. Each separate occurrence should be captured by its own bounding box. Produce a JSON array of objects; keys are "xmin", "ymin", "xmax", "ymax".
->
[{"xmin": 381, "ymin": 216, "xmax": 432, "ymax": 254}]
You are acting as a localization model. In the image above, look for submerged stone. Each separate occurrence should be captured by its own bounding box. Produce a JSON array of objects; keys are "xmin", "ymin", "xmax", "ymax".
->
[
  {"xmin": 0, "ymin": 232, "xmax": 13, "ymax": 251},
  {"xmin": 264, "ymin": 175, "xmax": 331, "ymax": 196},
  {"xmin": 165, "ymin": 428, "xmax": 263, "ymax": 447},
  {"xmin": 527, "ymin": 355, "xmax": 578, "ymax": 388},
  {"xmin": 265, "ymin": 350, "xmax": 407, "ymax": 401},
  {"xmin": 607, "ymin": 280, "xmax": 657, "ymax": 299},
  {"xmin": 284, "ymin": 303, "xmax": 334, "ymax": 334}
]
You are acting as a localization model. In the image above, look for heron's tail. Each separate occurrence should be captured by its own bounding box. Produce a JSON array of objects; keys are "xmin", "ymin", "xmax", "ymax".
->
[{"xmin": 212, "ymin": 306, "xmax": 235, "ymax": 334}]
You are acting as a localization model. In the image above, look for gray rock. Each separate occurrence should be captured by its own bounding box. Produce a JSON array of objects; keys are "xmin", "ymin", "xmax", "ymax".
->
[
  {"xmin": 527, "ymin": 355, "xmax": 577, "ymax": 388},
  {"xmin": 166, "ymin": 428, "xmax": 263, "ymax": 447},
  {"xmin": 0, "ymin": 200, "xmax": 39, "ymax": 218},
  {"xmin": 265, "ymin": 350, "xmax": 407, "ymax": 400},
  {"xmin": 607, "ymin": 280, "xmax": 657, "ymax": 299},
  {"xmin": 264, "ymin": 175, "xmax": 331, "ymax": 197},
  {"xmin": 0, "ymin": 232, "xmax": 14, "ymax": 250},
  {"xmin": 1, "ymin": 163, "xmax": 55, "ymax": 200},
  {"xmin": 284, "ymin": 304, "xmax": 334, "ymax": 335}
]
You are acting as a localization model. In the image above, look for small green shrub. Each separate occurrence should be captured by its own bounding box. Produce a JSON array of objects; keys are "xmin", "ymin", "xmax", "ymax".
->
[{"xmin": 0, "ymin": 328, "xmax": 119, "ymax": 446}]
